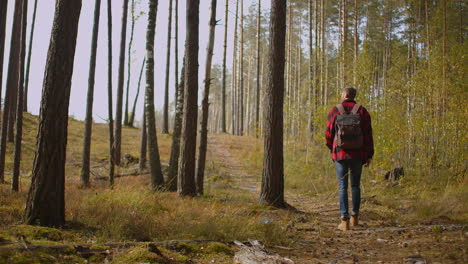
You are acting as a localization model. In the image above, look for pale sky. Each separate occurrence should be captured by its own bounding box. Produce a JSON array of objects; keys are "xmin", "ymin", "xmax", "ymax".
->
[{"xmin": 2, "ymin": 0, "xmax": 270, "ymax": 123}]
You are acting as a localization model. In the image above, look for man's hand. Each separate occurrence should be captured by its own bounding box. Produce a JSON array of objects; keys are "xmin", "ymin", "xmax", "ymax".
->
[{"xmin": 364, "ymin": 158, "xmax": 372, "ymax": 167}]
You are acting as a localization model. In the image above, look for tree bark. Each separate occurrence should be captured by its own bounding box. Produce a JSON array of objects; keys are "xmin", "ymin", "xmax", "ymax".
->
[
  {"xmin": 260, "ymin": 0, "xmax": 287, "ymax": 208},
  {"xmin": 221, "ymin": 0, "xmax": 228, "ymax": 133},
  {"xmin": 174, "ymin": 0, "xmax": 179, "ymax": 110},
  {"xmin": 177, "ymin": 0, "xmax": 199, "ymax": 197},
  {"xmin": 23, "ymin": 0, "xmax": 38, "ymax": 112},
  {"xmin": 124, "ymin": 0, "xmax": 135, "ymax": 126},
  {"xmin": 162, "ymin": 0, "xmax": 173, "ymax": 134},
  {"xmin": 231, "ymin": 0, "xmax": 239, "ymax": 135},
  {"xmin": 255, "ymin": 0, "xmax": 261, "ymax": 138},
  {"xmin": 196, "ymin": 0, "xmax": 217, "ymax": 195},
  {"xmin": 114, "ymin": 0, "xmax": 129, "ymax": 166},
  {"xmin": 167, "ymin": 58, "xmax": 185, "ymax": 191},
  {"xmin": 80, "ymin": 0, "xmax": 102, "ymax": 188},
  {"xmin": 106, "ymin": 0, "xmax": 115, "ymax": 186},
  {"xmin": 11, "ymin": 0, "xmax": 27, "ymax": 192},
  {"xmin": 24, "ymin": 0, "xmax": 82, "ymax": 227},
  {"xmin": 128, "ymin": 58, "xmax": 146, "ymax": 127},
  {"xmin": 0, "ymin": 0, "xmax": 24, "ymax": 183},
  {"xmin": 145, "ymin": 0, "xmax": 164, "ymax": 189},
  {"xmin": 0, "ymin": 0, "xmax": 7, "ymax": 115},
  {"xmin": 353, "ymin": 0, "xmax": 358, "ymax": 86},
  {"xmin": 139, "ymin": 110, "xmax": 147, "ymax": 171},
  {"xmin": 239, "ymin": 0, "xmax": 244, "ymax": 136}
]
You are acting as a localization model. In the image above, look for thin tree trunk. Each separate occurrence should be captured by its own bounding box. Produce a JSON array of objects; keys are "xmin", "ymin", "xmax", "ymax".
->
[
  {"xmin": 124, "ymin": 0, "xmax": 135, "ymax": 126},
  {"xmin": 178, "ymin": 0, "xmax": 199, "ymax": 197},
  {"xmin": 306, "ymin": 0, "xmax": 314, "ymax": 136},
  {"xmin": 221, "ymin": 0, "xmax": 228, "ymax": 133},
  {"xmin": 24, "ymin": 0, "xmax": 82, "ymax": 227},
  {"xmin": 162, "ymin": 0, "xmax": 173, "ymax": 134},
  {"xmin": 260, "ymin": 0, "xmax": 287, "ymax": 208},
  {"xmin": 174, "ymin": 0, "xmax": 179, "ymax": 111},
  {"xmin": 128, "ymin": 58, "xmax": 146, "ymax": 127},
  {"xmin": 196, "ymin": 0, "xmax": 217, "ymax": 195},
  {"xmin": 0, "ymin": 0, "xmax": 24, "ymax": 183},
  {"xmin": 145, "ymin": 0, "xmax": 164, "ymax": 189},
  {"xmin": 353, "ymin": 0, "xmax": 358, "ymax": 86},
  {"xmin": 0, "ymin": 0, "xmax": 7, "ymax": 113},
  {"xmin": 231, "ymin": 0, "xmax": 239, "ymax": 135},
  {"xmin": 107, "ymin": 0, "xmax": 115, "ymax": 186},
  {"xmin": 167, "ymin": 57, "xmax": 185, "ymax": 191},
  {"xmin": 80, "ymin": 0, "xmax": 102, "ymax": 188},
  {"xmin": 11, "ymin": 0, "xmax": 27, "ymax": 192},
  {"xmin": 139, "ymin": 110, "xmax": 147, "ymax": 171},
  {"xmin": 255, "ymin": 0, "xmax": 261, "ymax": 137},
  {"xmin": 239, "ymin": 0, "xmax": 244, "ymax": 136},
  {"xmin": 23, "ymin": 0, "xmax": 38, "ymax": 112},
  {"xmin": 114, "ymin": 0, "xmax": 129, "ymax": 166}
]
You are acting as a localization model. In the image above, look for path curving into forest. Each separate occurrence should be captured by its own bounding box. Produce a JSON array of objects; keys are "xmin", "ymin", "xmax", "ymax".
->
[{"xmin": 207, "ymin": 134, "xmax": 467, "ymax": 264}]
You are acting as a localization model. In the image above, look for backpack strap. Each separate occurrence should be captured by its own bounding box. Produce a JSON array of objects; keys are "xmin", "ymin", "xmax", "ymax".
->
[
  {"xmin": 336, "ymin": 104, "xmax": 345, "ymax": 115},
  {"xmin": 351, "ymin": 104, "xmax": 361, "ymax": 114}
]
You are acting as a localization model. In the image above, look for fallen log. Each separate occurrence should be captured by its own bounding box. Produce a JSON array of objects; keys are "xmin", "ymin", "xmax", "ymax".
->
[{"xmin": 233, "ymin": 240, "xmax": 294, "ymax": 264}]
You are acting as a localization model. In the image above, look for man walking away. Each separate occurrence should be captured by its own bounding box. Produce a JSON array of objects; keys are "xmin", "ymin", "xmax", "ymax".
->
[{"xmin": 325, "ymin": 87, "xmax": 374, "ymax": 231}]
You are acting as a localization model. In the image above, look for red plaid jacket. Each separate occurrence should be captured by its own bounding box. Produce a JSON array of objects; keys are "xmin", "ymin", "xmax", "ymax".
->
[{"xmin": 325, "ymin": 99, "xmax": 374, "ymax": 162}]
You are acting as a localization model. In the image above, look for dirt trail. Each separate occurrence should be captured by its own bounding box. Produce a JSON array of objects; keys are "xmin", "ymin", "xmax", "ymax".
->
[{"xmin": 207, "ymin": 134, "xmax": 467, "ymax": 264}]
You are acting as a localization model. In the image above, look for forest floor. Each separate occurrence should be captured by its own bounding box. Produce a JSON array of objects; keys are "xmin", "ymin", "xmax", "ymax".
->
[
  {"xmin": 207, "ymin": 134, "xmax": 467, "ymax": 264},
  {"xmin": 0, "ymin": 115, "xmax": 466, "ymax": 263}
]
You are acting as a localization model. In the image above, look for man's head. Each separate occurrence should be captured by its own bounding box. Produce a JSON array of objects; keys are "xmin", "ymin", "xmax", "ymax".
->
[{"xmin": 342, "ymin": 87, "xmax": 357, "ymax": 100}]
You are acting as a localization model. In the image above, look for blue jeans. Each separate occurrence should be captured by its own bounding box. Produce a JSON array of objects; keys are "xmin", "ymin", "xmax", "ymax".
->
[{"xmin": 335, "ymin": 159, "xmax": 362, "ymax": 220}]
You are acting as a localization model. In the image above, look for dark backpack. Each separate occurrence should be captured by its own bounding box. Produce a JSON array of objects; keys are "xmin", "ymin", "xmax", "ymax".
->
[{"xmin": 334, "ymin": 104, "xmax": 363, "ymax": 150}]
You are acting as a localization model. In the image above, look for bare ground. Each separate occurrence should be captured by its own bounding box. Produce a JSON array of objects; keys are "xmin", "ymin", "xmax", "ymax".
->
[{"xmin": 207, "ymin": 134, "xmax": 467, "ymax": 264}]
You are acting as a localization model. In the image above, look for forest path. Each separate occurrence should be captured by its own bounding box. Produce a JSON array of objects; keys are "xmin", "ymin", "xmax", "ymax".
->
[{"xmin": 207, "ymin": 134, "xmax": 466, "ymax": 264}]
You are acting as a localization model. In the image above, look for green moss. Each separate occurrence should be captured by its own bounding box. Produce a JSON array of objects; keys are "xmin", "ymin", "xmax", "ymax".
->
[
  {"xmin": 90, "ymin": 244, "xmax": 111, "ymax": 251},
  {"xmin": 203, "ymin": 242, "xmax": 233, "ymax": 256},
  {"xmin": 111, "ymin": 246, "xmax": 168, "ymax": 264},
  {"xmin": 172, "ymin": 242, "xmax": 200, "ymax": 255},
  {"xmin": 13, "ymin": 225, "xmax": 63, "ymax": 241}
]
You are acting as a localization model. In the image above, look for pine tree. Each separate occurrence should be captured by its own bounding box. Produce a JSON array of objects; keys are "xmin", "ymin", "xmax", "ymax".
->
[{"xmin": 24, "ymin": 0, "xmax": 82, "ymax": 227}]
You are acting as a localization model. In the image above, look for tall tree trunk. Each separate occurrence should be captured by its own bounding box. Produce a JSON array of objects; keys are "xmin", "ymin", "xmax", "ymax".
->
[
  {"xmin": 307, "ymin": 0, "xmax": 314, "ymax": 135},
  {"xmin": 23, "ymin": 0, "xmax": 38, "ymax": 112},
  {"xmin": 106, "ymin": 0, "xmax": 115, "ymax": 186},
  {"xmin": 162, "ymin": 0, "xmax": 173, "ymax": 134},
  {"xmin": 260, "ymin": 0, "xmax": 287, "ymax": 208},
  {"xmin": 139, "ymin": 110, "xmax": 147, "ymax": 171},
  {"xmin": 196, "ymin": 0, "xmax": 217, "ymax": 195},
  {"xmin": 221, "ymin": 0, "xmax": 228, "ymax": 133},
  {"xmin": 0, "ymin": 0, "xmax": 24, "ymax": 183},
  {"xmin": 255, "ymin": 0, "xmax": 261, "ymax": 137},
  {"xmin": 24, "ymin": 0, "xmax": 82, "ymax": 227},
  {"xmin": 80, "ymin": 0, "xmax": 102, "ymax": 188},
  {"xmin": 239, "ymin": 0, "xmax": 244, "ymax": 136},
  {"xmin": 145, "ymin": 0, "xmax": 164, "ymax": 189},
  {"xmin": 114, "ymin": 0, "xmax": 129, "ymax": 166},
  {"xmin": 178, "ymin": 0, "xmax": 199, "ymax": 197},
  {"xmin": 231, "ymin": 0, "xmax": 239, "ymax": 135},
  {"xmin": 11, "ymin": 0, "xmax": 27, "ymax": 192},
  {"xmin": 174, "ymin": 0, "xmax": 179, "ymax": 110},
  {"xmin": 124, "ymin": 0, "xmax": 135, "ymax": 126},
  {"xmin": 128, "ymin": 58, "xmax": 146, "ymax": 127},
  {"xmin": 353, "ymin": 0, "xmax": 358, "ymax": 86},
  {"xmin": 0, "ymin": 0, "xmax": 7, "ymax": 113},
  {"xmin": 167, "ymin": 56, "xmax": 185, "ymax": 192}
]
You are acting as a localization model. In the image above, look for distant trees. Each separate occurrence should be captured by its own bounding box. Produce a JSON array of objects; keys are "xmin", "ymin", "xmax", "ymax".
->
[
  {"xmin": 221, "ymin": 0, "xmax": 228, "ymax": 133},
  {"xmin": 145, "ymin": 0, "xmax": 164, "ymax": 190},
  {"xmin": 178, "ymin": 0, "xmax": 199, "ymax": 197},
  {"xmin": 0, "ymin": 0, "xmax": 24, "ymax": 184},
  {"xmin": 260, "ymin": 0, "xmax": 287, "ymax": 208},
  {"xmin": 24, "ymin": 0, "xmax": 82, "ymax": 227}
]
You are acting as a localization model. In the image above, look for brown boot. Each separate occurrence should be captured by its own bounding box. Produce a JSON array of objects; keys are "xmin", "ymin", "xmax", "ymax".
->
[
  {"xmin": 351, "ymin": 215, "xmax": 359, "ymax": 227},
  {"xmin": 337, "ymin": 218, "xmax": 350, "ymax": 231}
]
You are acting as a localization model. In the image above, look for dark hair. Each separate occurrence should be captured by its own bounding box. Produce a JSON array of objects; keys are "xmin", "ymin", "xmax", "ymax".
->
[{"xmin": 343, "ymin": 87, "xmax": 357, "ymax": 99}]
